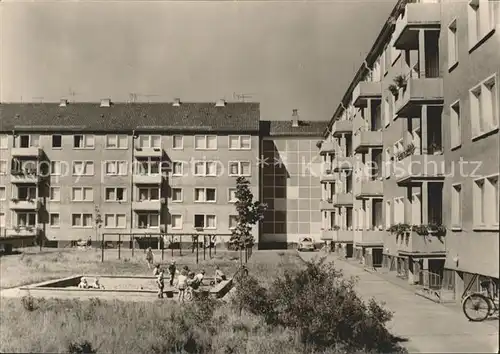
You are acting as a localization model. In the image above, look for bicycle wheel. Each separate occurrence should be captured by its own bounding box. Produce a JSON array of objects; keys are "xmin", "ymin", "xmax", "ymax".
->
[{"xmin": 463, "ymin": 293, "xmax": 491, "ymax": 322}]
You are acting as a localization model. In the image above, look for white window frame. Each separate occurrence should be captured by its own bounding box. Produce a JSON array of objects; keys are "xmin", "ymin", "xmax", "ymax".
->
[
  {"xmin": 105, "ymin": 134, "xmax": 128, "ymax": 149},
  {"xmin": 104, "ymin": 187, "xmax": 126, "ymax": 202},
  {"xmin": 50, "ymin": 161, "xmax": 62, "ymax": 176},
  {"xmin": 0, "ymin": 135, "xmax": 8, "ymax": 149},
  {"xmin": 171, "ymin": 188, "xmax": 183, "ymax": 203},
  {"xmin": 194, "ymin": 135, "xmax": 218, "ymax": 150},
  {"xmin": 450, "ymin": 99, "xmax": 461, "ymax": 150},
  {"xmin": 73, "ymin": 134, "xmax": 95, "ymax": 149},
  {"xmin": 16, "ymin": 185, "xmax": 37, "ymax": 201},
  {"xmin": 229, "ymin": 215, "xmax": 238, "ymax": 230},
  {"xmin": 468, "ymin": 0, "xmax": 498, "ymax": 51},
  {"xmin": 194, "ymin": 187, "xmax": 217, "ymax": 203},
  {"xmin": 72, "ymin": 161, "xmax": 94, "ymax": 176},
  {"xmin": 228, "ymin": 188, "xmax": 237, "ymax": 203},
  {"xmin": 0, "ymin": 160, "xmax": 6, "ymax": 175},
  {"xmin": 0, "ymin": 186, "xmax": 5, "ymax": 201},
  {"xmin": 71, "ymin": 187, "xmax": 94, "ymax": 202},
  {"xmin": 51, "ymin": 134, "xmax": 62, "ymax": 149},
  {"xmin": 228, "ymin": 161, "xmax": 252, "ymax": 177},
  {"xmin": 137, "ymin": 212, "xmax": 160, "ymax": 229},
  {"xmin": 137, "ymin": 186, "xmax": 160, "ymax": 201},
  {"xmin": 172, "ymin": 135, "xmax": 184, "ymax": 150},
  {"xmin": 49, "ymin": 213, "xmax": 60, "ymax": 228},
  {"xmin": 49, "ymin": 187, "xmax": 60, "ymax": 202},
  {"xmin": 104, "ymin": 161, "xmax": 128, "ymax": 176},
  {"xmin": 193, "ymin": 161, "xmax": 218, "ymax": 177},
  {"xmin": 193, "ymin": 214, "xmax": 217, "ymax": 230},
  {"xmin": 137, "ymin": 135, "xmax": 161, "ymax": 149},
  {"xmin": 134, "ymin": 157, "xmax": 160, "ymax": 175},
  {"xmin": 16, "ymin": 211, "xmax": 37, "ymax": 227},
  {"xmin": 385, "ymin": 200, "xmax": 391, "ymax": 229},
  {"xmin": 18, "ymin": 134, "xmax": 39, "ymax": 148},
  {"xmin": 0, "ymin": 212, "xmax": 5, "ymax": 227},
  {"xmin": 473, "ymin": 174, "xmax": 499, "ymax": 229},
  {"xmin": 170, "ymin": 214, "xmax": 183, "ymax": 230},
  {"xmin": 71, "ymin": 213, "xmax": 93, "ymax": 228},
  {"xmin": 104, "ymin": 213, "xmax": 127, "ymax": 229},
  {"xmin": 470, "ymin": 74, "xmax": 499, "ymax": 140},
  {"xmin": 228, "ymin": 135, "xmax": 252, "ymax": 150},
  {"xmin": 451, "ymin": 183, "xmax": 462, "ymax": 230},
  {"xmin": 172, "ymin": 161, "xmax": 184, "ymax": 176},
  {"xmin": 448, "ymin": 18, "xmax": 459, "ymax": 70}
]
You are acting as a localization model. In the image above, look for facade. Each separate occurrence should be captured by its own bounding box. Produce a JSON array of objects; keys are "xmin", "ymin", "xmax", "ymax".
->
[
  {"xmin": 318, "ymin": 0, "xmax": 499, "ymax": 302},
  {"xmin": 0, "ymin": 100, "xmax": 325, "ymax": 248}
]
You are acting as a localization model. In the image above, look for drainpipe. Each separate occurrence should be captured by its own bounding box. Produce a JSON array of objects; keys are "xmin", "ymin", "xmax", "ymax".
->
[{"xmin": 130, "ymin": 130, "xmax": 136, "ymax": 247}]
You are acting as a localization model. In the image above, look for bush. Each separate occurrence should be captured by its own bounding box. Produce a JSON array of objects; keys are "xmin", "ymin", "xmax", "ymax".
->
[{"xmin": 68, "ymin": 340, "xmax": 97, "ymax": 354}]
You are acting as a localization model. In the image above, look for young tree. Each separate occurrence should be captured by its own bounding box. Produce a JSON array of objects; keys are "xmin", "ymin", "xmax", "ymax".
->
[{"xmin": 230, "ymin": 177, "xmax": 267, "ymax": 250}]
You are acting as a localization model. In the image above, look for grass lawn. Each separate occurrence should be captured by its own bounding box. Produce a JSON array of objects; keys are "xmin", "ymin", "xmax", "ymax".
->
[{"xmin": 0, "ymin": 249, "xmax": 306, "ymax": 353}]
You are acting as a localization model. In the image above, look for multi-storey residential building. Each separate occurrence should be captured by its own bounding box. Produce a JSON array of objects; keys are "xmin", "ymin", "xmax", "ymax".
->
[
  {"xmin": 319, "ymin": 0, "xmax": 499, "ymax": 302},
  {"xmin": 0, "ymin": 100, "xmax": 325, "ymax": 249}
]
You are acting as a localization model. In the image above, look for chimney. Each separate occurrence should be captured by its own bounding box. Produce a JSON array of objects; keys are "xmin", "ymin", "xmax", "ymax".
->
[
  {"xmin": 292, "ymin": 109, "xmax": 300, "ymax": 127},
  {"xmin": 59, "ymin": 99, "xmax": 68, "ymax": 107},
  {"xmin": 215, "ymin": 99, "xmax": 226, "ymax": 107},
  {"xmin": 100, "ymin": 98, "xmax": 111, "ymax": 107},
  {"xmin": 173, "ymin": 98, "xmax": 181, "ymax": 107}
]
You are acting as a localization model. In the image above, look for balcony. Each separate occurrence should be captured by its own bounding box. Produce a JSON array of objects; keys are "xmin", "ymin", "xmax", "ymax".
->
[
  {"xmin": 356, "ymin": 230, "xmax": 385, "ymax": 247},
  {"xmin": 333, "ymin": 156, "xmax": 355, "ymax": 172},
  {"xmin": 320, "ymin": 170, "xmax": 337, "ymax": 183},
  {"xmin": 332, "ymin": 120, "xmax": 353, "ymax": 137},
  {"xmin": 132, "ymin": 199, "xmax": 163, "ymax": 211},
  {"xmin": 395, "ymin": 78, "xmax": 443, "ymax": 117},
  {"xmin": 10, "ymin": 170, "xmax": 41, "ymax": 184},
  {"xmin": 320, "ymin": 199, "xmax": 335, "ymax": 211},
  {"xmin": 9, "ymin": 198, "xmax": 42, "ymax": 210},
  {"xmin": 134, "ymin": 147, "xmax": 163, "ymax": 158},
  {"xmin": 355, "ymin": 179, "xmax": 383, "ymax": 199},
  {"xmin": 397, "ymin": 231, "xmax": 445, "ymax": 256},
  {"xmin": 332, "ymin": 192, "xmax": 353, "ymax": 206},
  {"xmin": 321, "ymin": 229, "xmax": 338, "ymax": 241},
  {"xmin": 352, "ymin": 81, "xmax": 382, "ymax": 107},
  {"xmin": 133, "ymin": 173, "xmax": 163, "ymax": 184},
  {"xmin": 393, "ymin": 2, "xmax": 441, "ymax": 50},
  {"xmin": 6, "ymin": 226, "xmax": 38, "ymax": 238},
  {"xmin": 11, "ymin": 147, "xmax": 42, "ymax": 157},
  {"xmin": 336, "ymin": 230, "xmax": 354, "ymax": 242},
  {"xmin": 395, "ymin": 154, "xmax": 445, "ymax": 185},
  {"xmin": 319, "ymin": 141, "xmax": 335, "ymax": 155},
  {"xmin": 353, "ymin": 131, "xmax": 383, "ymax": 153}
]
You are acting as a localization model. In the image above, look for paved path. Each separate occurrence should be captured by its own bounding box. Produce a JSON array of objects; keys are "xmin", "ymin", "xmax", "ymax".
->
[{"xmin": 299, "ymin": 252, "xmax": 499, "ymax": 353}]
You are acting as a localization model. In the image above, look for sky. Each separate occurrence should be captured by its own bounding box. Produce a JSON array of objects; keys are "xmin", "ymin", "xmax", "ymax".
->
[{"xmin": 0, "ymin": 0, "xmax": 396, "ymax": 121}]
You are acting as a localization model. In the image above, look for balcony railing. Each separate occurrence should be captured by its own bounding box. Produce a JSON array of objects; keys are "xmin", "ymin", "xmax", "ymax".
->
[
  {"xmin": 11, "ymin": 147, "xmax": 42, "ymax": 157},
  {"xmin": 395, "ymin": 77, "xmax": 443, "ymax": 117},
  {"xmin": 319, "ymin": 141, "xmax": 336, "ymax": 155},
  {"xmin": 332, "ymin": 192, "xmax": 353, "ymax": 206},
  {"xmin": 133, "ymin": 173, "xmax": 163, "ymax": 184},
  {"xmin": 397, "ymin": 231, "xmax": 446, "ymax": 255},
  {"xmin": 332, "ymin": 120, "xmax": 353, "ymax": 136},
  {"xmin": 134, "ymin": 147, "xmax": 163, "ymax": 158},
  {"xmin": 353, "ymin": 131, "xmax": 383, "ymax": 153},
  {"xmin": 395, "ymin": 154, "xmax": 445, "ymax": 185},
  {"xmin": 132, "ymin": 199, "xmax": 163, "ymax": 211},
  {"xmin": 355, "ymin": 179, "xmax": 383, "ymax": 199},
  {"xmin": 321, "ymin": 228, "xmax": 338, "ymax": 241},
  {"xmin": 320, "ymin": 199, "xmax": 335, "ymax": 211},
  {"xmin": 353, "ymin": 81, "xmax": 383, "ymax": 107},
  {"xmin": 355, "ymin": 229, "xmax": 385, "ymax": 247},
  {"xmin": 9, "ymin": 198, "xmax": 42, "ymax": 210}
]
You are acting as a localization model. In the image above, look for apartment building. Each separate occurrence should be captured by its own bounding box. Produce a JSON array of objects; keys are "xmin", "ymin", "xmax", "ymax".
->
[
  {"xmin": 319, "ymin": 0, "xmax": 499, "ymax": 302},
  {"xmin": 0, "ymin": 99, "xmax": 261, "ymax": 247},
  {"xmin": 259, "ymin": 114, "xmax": 324, "ymax": 248}
]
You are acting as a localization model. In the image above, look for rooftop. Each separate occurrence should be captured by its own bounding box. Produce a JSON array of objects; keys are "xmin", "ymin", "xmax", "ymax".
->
[{"xmin": 261, "ymin": 120, "xmax": 325, "ymax": 137}]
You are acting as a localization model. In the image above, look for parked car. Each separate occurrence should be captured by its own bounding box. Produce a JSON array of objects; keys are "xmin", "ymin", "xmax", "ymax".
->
[{"xmin": 298, "ymin": 237, "xmax": 315, "ymax": 252}]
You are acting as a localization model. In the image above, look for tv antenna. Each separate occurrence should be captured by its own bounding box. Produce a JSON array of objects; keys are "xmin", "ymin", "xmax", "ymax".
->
[
  {"xmin": 32, "ymin": 96, "xmax": 44, "ymax": 103},
  {"xmin": 233, "ymin": 92, "xmax": 254, "ymax": 102}
]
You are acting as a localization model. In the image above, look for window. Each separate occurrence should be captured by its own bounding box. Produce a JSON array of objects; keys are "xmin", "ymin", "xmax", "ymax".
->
[
  {"xmin": 17, "ymin": 212, "xmax": 36, "ymax": 227},
  {"xmin": 137, "ymin": 135, "xmax": 161, "ymax": 149},
  {"xmin": 49, "ymin": 213, "xmax": 60, "ymax": 227},
  {"xmin": 451, "ymin": 184, "xmax": 462, "ymax": 229},
  {"xmin": 448, "ymin": 19, "xmax": 459, "ymax": 69},
  {"xmin": 384, "ymin": 148, "xmax": 392, "ymax": 178},
  {"xmin": 0, "ymin": 160, "xmax": 6, "ymax": 175},
  {"xmin": 172, "ymin": 161, "xmax": 184, "ymax": 176},
  {"xmin": 450, "ymin": 100, "xmax": 461, "ymax": 149},
  {"xmin": 135, "ymin": 158, "xmax": 160, "ymax": 175},
  {"xmin": 138, "ymin": 187, "xmax": 160, "ymax": 201},
  {"xmin": 0, "ymin": 186, "xmax": 5, "ymax": 200},
  {"xmin": 171, "ymin": 214, "xmax": 182, "ymax": 229},
  {"xmin": 473, "ymin": 175, "xmax": 499, "ymax": 228},
  {"xmin": 385, "ymin": 200, "xmax": 391, "ymax": 229},
  {"xmin": 172, "ymin": 135, "xmax": 183, "ymax": 149},
  {"xmin": 228, "ymin": 135, "xmax": 251, "ymax": 150},
  {"xmin": 137, "ymin": 213, "xmax": 159, "ymax": 228},
  {"xmin": 193, "ymin": 161, "xmax": 217, "ymax": 176},
  {"xmin": 49, "ymin": 187, "xmax": 60, "ymax": 201},
  {"xmin": 0, "ymin": 213, "xmax": 5, "ymax": 227},
  {"xmin": 106, "ymin": 135, "xmax": 128, "ymax": 149},
  {"xmin": 72, "ymin": 161, "xmax": 94, "ymax": 176},
  {"xmin": 18, "ymin": 134, "xmax": 39, "ymax": 148},
  {"xmin": 0, "ymin": 135, "xmax": 7, "ymax": 149},
  {"xmin": 50, "ymin": 161, "xmax": 63, "ymax": 175},
  {"xmin": 194, "ymin": 188, "xmax": 216, "ymax": 202},
  {"xmin": 105, "ymin": 161, "xmax": 128, "ymax": 176},
  {"xmin": 72, "ymin": 187, "xmax": 93, "ymax": 201},
  {"xmin": 194, "ymin": 135, "xmax": 217, "ymax": 150},
  {"xmin": 72, "ymin": 213, "xmax": 93, "ymax": 228},
  {"xmin": 171, "ymin": 188, "xmax": 183, "ymax": 202},
  {"xmin": 105, "ymin": 187, "xmax": 126, "ymax": 201},
  {"xmin": 194, "ymin": 214, "xmax": 216, "ymax": 229},
  {"xmin": 228, "ymin": 188, "xmax": 237, "ymax": 203},
  {"xmin": 104, "ymin": 214, "xmax": 126, "ymax": 228},
  {"xmin": 73, "ymin": 134, "xmax": 95, "ymax": 149},
  {"xmin": 17, "ymin": 186, "xmax": 36, "ymax": 200},
  {"xmin": 468, "ymin": 0, "xmax": 498, "ymax": 50},
  {"xmin": 470, "ymin": 75, "xmax": 498, "ymax": 139},
  {"xmin": 52, "ymin": 135, "xmax": 62, "ymax": 148},
  {"xmin": 229, "ymin": 215, "xmax": 238, "ymax": 229},
  {"xmin": 228, "ymin": 161, "xmax": 251, "ymax": 176}
]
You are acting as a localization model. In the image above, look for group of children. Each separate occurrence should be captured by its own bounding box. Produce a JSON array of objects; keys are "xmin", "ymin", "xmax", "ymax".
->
[
  {"xmin": 153, "ymin": 261, "xmax": 226, "ymax": 301},
  {"xmin": 78, "ymin": 277, "xmax": 105, "ymax": 290}
]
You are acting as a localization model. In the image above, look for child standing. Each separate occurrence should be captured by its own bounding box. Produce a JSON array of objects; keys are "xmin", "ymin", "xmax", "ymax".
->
[
  {"xmin": 153, "ymin": 264, "xmax": 161, "ymax": 276},
  {"xmin": 177, "ymin": 272, "xmax": 188, "ymax": 302},
  {"xmin": 146, "ymin": 247, "xmax": 154, "ymax": 269},
  {"xmin": 168, "ymin": 260, "xmax": 177, "ymax": 286},
  {"xmin": 156, "ymin": 270, "xmax": 165, "ymax": 299}
]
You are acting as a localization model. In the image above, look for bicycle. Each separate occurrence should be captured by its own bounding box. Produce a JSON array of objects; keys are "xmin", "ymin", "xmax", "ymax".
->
[{"xmin": 462, "ymin": 279, "xmax": 499, "ymax": 322}]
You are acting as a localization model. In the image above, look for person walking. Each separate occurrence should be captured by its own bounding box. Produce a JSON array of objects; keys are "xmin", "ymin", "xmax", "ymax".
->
[
  {"xmin": 156, "ymin": 270, "xmax": 165, "ymax": 299},
  {"xmin": 168, "ymin": 260, "xmax": 177, "ymax": 286},
  {"xmin": 177, "ymin": 271, "xmax": 188, "ymax": 303},
  {"xmin": 145, "ymin": 247, "xmax": 154, "ymax": 269}
]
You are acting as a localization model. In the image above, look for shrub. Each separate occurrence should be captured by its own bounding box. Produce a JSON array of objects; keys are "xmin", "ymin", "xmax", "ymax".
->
[
  {"xmin": 21, "ymin": 295, "xmax": 37, "ymax": 312},
  {"xmin": 67, "ymin": 340, "xmax": 97, "ymax": 354}
]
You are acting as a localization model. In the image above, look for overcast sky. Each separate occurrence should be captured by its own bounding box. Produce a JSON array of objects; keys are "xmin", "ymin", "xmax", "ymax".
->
[{"xmin": 0, "ymin": 0, "xmax": 396, "ymax": 121}]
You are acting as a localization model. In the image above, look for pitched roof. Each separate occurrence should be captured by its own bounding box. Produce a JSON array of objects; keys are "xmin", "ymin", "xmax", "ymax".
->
[
  {"xmin": 260, "ymin": 120, "xmax": 325, "ymax": 137},
  {"xmin": 0, "ymin": 102, "xmax": 260, "ymax": 133}
]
